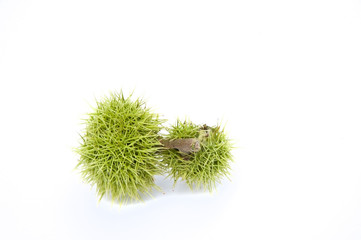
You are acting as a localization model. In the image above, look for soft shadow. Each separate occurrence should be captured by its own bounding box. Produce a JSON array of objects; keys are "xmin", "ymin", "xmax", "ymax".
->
[{"xmin": 101, "ymin": 175, "xmax": 207, "ymax": 206}]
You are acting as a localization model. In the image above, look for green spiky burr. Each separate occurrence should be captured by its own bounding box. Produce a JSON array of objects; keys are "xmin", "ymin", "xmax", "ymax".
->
[
  {"xmin": 161, "ymin": 120, "xmax": 233, "ymax": 192},
  {"xmin": 75, "ymin": 92, "xmax": 165, "ymax": 204}
]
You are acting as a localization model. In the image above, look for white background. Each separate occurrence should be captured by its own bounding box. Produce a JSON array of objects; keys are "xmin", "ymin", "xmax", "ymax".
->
[{"xmin": 1, "ymin": 0, "xmax": 361, "ymax": 239}]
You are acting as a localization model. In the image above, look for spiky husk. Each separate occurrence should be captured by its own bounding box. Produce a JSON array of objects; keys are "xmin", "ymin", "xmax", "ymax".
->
[
  {"xmin": 162, "ymin": 120, "xmax": 233, "ymax": 192},
  {"xmin": 76, "ymin": 92, "xmax": 164, "ymax": 204}
]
